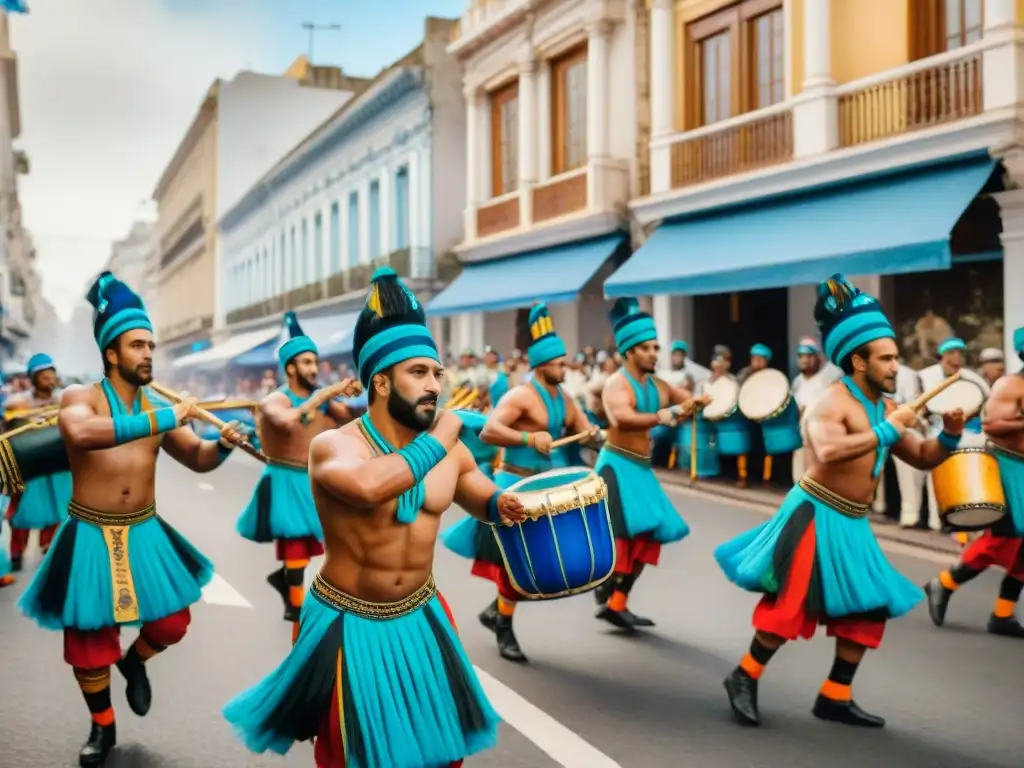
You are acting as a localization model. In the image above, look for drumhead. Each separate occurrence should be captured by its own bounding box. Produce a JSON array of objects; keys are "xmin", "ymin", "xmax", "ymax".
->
[
  {"xmin": 944, "ymin": 505, "xmax": 1005, "ymax": 531},
  {"xmin": 738, "ymin": 369, "xmax": 792, "ymax": 421},
  {"xmin": 926, "ymin": 378, "xmax": 986, "ymax": 418},
  {"xmin": 506, "ymin": 467, "xmax": 594, "ymax": 493},
  {"xmin": 702, "ymin": 377, "xmax": 740, "ymax": 421}
]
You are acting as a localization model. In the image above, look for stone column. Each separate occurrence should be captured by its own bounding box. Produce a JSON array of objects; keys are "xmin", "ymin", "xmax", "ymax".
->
[
  {"xmin": 464, "ymin": 84, "xmax": 479, "ymax": 241},
  {"xmin": 586, "ymin": 19, "xmax": 611, "ymax": 159},
  {"xmin": 649, "ymin": 0, "xmax": 675, "ymax": 193},
  {"xmin": 983, "ymin": 0, "xmax": 1022, "ymax": 112},
  {"xmin": 994, "ymin": 184, "xmax": 1024, "ymax": 372},
  {"xmin": 793, "ymin": 0, "xmax": 838, "ymax": 158},
  {"xmin": 518, "ymin": 55, "xmax": 538, "ymax": 226}
]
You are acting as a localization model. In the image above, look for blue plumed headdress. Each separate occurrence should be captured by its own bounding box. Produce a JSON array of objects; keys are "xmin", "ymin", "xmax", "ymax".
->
[
  {"xmin": 815, "ymin": 273, "xmax": 895, "ymax": 367},
  {"xmin": 86, "ymin": 271, "xmax": 153, "ymax": 351},
  {"xmin": 277, "ymin": 311, "xmax": 318, "ymax": 368},
  {"xmin": 526, "ymin": 303, "xmax": 567, "ymax": 369},
  {"xmin": 352, "ymin": 266, "xmax": 440, "ymax": 388},
  {"xmin": 26, "ymin": 353, "xmax": 55, "ymax": 377},
  {"xmin": 610, "ymin": 297, "xmax": 657, "ymax": 354}
]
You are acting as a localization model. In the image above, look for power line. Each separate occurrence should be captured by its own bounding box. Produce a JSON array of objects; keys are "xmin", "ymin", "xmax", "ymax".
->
[{"xmin": 301, "ymin": 21, "xmax": 341, "ymax": 64}]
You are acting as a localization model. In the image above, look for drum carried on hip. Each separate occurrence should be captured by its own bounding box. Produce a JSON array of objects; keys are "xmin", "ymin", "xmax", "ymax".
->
[
  {"xmin": 491, "ymin": 467, "xmax": 615, "ymax": 599},
  {"xmin": 0, "ymin": 422, "xmax": 70, "ymax": 496},
  {"xmin": 930, "ymin": 447, "xmax": 1006, "ymax": 531},
  {"xmin": 926, "ymin": 376, "xmax": 987, "ymax": 437},
  {"xmin": 702, "ymin": 376, "xmax": 751, "ymax": 456},
  {"xmin": 738, "ymin": 369, "xmax": 802, "ymax": 455}
]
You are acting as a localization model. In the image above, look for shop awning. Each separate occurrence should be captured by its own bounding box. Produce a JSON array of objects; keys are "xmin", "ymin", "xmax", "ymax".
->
[
  {"xmin": 604, "ymin": 155, "xmax": 999, "ymax": 298},
  {"xmin": 171, "ymin": 327, "xmax": 279, "ymax": 371},
  {"xmin": 427, "ymin": 235, "xmax": 625, "ymax": 316},
  {"xmin": 232, "ymin": 312, "xmax": 359, "ymax": 367}
]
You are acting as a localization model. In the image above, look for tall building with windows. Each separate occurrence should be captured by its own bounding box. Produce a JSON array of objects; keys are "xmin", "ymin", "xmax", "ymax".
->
[
  {"xmin": 600, "ymin": 0, "xmax": 1019, "ymax": 374},
  {"xmin": 196, "ymin": 17, "xmax": 465, "ymax": 371},
  {"xmin": 425, "ymin": 0, "xmax": 642, "ymax": 355}
]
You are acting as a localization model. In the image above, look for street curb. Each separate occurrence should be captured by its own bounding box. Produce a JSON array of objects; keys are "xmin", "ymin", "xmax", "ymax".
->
[{"xmin": 655, "ymin": 469, "xmax": 961, "ymax": 558}]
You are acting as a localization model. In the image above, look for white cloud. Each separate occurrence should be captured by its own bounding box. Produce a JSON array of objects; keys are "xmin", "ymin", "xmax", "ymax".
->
[{"xmin": 10, "ymin": 0, "xmax": 272, "ymax": 320}]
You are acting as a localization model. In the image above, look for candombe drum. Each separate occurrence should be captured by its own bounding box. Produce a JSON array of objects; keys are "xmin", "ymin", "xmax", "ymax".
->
[
  {"xmin": 926, "ymin": 377, "xmax": 987, "ymax": 447},
  {"xmin": 931, "ymin": 447, "xmax": 1007, "ymax": 531},
  {"xmin": 738, "ymin": 369, "xmax": 802, "ymax": 455},
  {"xmin": 0, "ymin": 422, "xmax": 71, "ymax": 497},
  {"xmin": 676, "ymin": 411, "xmax": 720, "ymax": 478},
  {"xmin": 702, "ymin": 376, "xmax": 751, "ymax": 457},
  {"xmin": 491, "ymin": 467, "xmax": 615, "ymax": 599}
]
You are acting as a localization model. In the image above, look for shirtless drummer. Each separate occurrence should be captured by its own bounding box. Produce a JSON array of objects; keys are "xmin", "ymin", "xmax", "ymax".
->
[
  {"xmin": 237, "ymin": 310, "xmax": 353, "ymax": 635},
  {"xmin": 224, "ymin": 266, "xmax": 521, "ymax": 767},
  {"xmin": 17, "ymin": 271, "xmax": 246, "ymax": 766}
]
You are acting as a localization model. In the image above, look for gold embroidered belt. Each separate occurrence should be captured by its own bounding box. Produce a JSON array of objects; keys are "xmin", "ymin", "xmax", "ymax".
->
[
  {"xmin": 69, "ymin": 500, "xmax": 157, "ymax": 624},
  {"xmin": 605, "ymin": 443, "xmax": 651, "ymax": 465},
  {"xmin": 311, "ymin": 573, "xmax": 436, "ymax": 620},
  {"xmin": 797, "ymin": 476, "xmax": 869, "ymax": 519},
  {"xmin": 497, "ymin": 462, "xmax": 536, "ymax": 478},
  {"xmin": 267, "ymin": 456, "xmax": 307, "ymax": 470},
  {"xmin": 988, "ymin": 440, "xmax": 1024, "ymax": 463}
]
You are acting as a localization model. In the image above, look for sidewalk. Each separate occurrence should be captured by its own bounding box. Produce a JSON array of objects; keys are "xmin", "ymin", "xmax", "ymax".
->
[{"xmin": 655, "ymin": 469, "xmax": 962, "ymax": 557}]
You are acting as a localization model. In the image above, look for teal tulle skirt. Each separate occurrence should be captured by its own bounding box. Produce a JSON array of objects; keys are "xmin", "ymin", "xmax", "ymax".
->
[
  {"xmin": 237, "ymin": 463, "xmax": 323, "ymax": 543},
  {"xmin": 714, "ymin": 482, "xmax": 923, "ymax": 619},
  {"xmin": 19, "ymin": 508, "xmax": 215, "ymax": 631},
  {"xmin": 595, "ymin": 446, "xmax": 689, "ymax": 543},
  {"xmin": 9, "ymin": 472, "xmax": 72, "ymax": 529},
  {"xmin": 0, "ymin": 521, "xmax": 11, "ymax": 579},
  {"xmin": 223, "ymin": 576, "xmax": 500, "ymax": 767},
  {"xmin": 992, "ymin": 444, "xmax": 1024, "ymax": 536}
]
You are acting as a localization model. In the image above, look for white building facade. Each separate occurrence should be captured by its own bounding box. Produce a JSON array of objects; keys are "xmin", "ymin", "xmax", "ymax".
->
[
  {"xmin": 429, "ymin": 0, "xmax": 641, "ymax": 357},
  {"xmin": 213, "ymin": 18, "xmax": 465, "ymax": 366}
]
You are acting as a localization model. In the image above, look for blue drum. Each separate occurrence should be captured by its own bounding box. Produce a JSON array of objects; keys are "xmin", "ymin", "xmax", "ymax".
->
[
  {"xmin": 676, "ymin": 413, "xmax": 720, "ymax": 477},
  {"xmin": 491, "ymin": 467, "xmax": 615, "ymax": 600},
  {"xmin": 701, "ymin": 375, "xmax": 752, "ymax": 456},
  {"xmin": 738, "ymin": 369, "xmax": 802, "ymax": 455}
]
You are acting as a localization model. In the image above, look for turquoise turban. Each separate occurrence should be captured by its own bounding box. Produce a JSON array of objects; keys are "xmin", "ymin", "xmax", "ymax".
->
[
  {"xmin": 27, "ymin": 353, "xmax": 54, "ymax": 376},
  {"xmin": 277, "ymin": 311, "xmax": 318, "ymax": 368},
  {"xmin": 937, "ymin": 337, "xmax": 967, "ymax": 356},
  {"xmin": 609, "ymin": 298, "xmax": 657, "ymax": 354},
  {"xmin": 86, "ymin": 271, "xmax": 154, "ymax": 351},
  {"xmin": 526, "ymin": 303, "xmax": 567, "ymax": 368},
  {"xmin": 815, "ymin": 274, "xmax": 895, "ymax": 367},
  {"xmin": 750, "ymin": 343, "xmax": 772, "ymax": 361}
]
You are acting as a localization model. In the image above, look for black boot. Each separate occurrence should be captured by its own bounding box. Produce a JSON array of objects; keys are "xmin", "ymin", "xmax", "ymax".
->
[
  {"xmin": 79, "ymin": 721, "xmax": 116, "ymax": 767},
  {"xmin": 478, "ymin": 599, "xmax": 498, "ymax": 632},
  {"xmin": 266, "ymin": 568, "xmax": 290, "ymax": 615},
  {"xmin": 621, "ymin": 608, "xmax": 655, "ymax": 628},
  {"xmin": 812, "ymin": 695, "xmax": 885, "ymax": 727},
  {"xmin": 593, "ymin": 579, "xmax": 613, "ymax": 606},
  {"xmin": 116, "ymin": 648, "xmax": 152, "ymax": 717},
  {"xmin": 924, "ymin": 578, "xmax": 952, "ymax": 627},
  {"xmin": 987, "ymin": 614, "xmax": 1024, "ymax": 637},
  {"xmin": 494, "ymin": 614, "xmax": 527, "ymax": 663},
  {"xmin": 594, "ymin": 604, "xmax": 636, "ymax": 632},
  {"xmin": 10, "ymin": 555, "xmax": 21, "ymax": 572},
  {"xmin": 724, "ymin": 667, "xmax": 760, "ymax": 725}
]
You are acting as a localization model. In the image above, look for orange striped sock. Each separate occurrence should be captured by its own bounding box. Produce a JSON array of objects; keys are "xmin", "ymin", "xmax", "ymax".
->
[
  {"xmin": 939, "ymin": 570, "xmax": 959, "ymax": 591},
  {"xmin": 497, "ymin": 597, "xmax": 516, "ymax": 616},
  {"xmin": 132, "ymin": 634, "xmax": 161, "ymax": 662},
  {"xmin": 819, "ymin": 679, "xmax": 852, "ymax": 701},
  {"xmin": 739, "ymin": 653, "xmax": 764, "ymax": 680},
  {"xmin": 74, "ymin": 667, "xmax": 115, "ymax": 725},
  {"xmin": 608, "ymin": 590, "xmax": 628, "ymax": 611},
  {"xmin": 994, "ymin": 597, "xmax": 1015, "ymax": 618},
  {"xmin": 288, "ymin": 586, "xmax": 305, "ymax": 609}
]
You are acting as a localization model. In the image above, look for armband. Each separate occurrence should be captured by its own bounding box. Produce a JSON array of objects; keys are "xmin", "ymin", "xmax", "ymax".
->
[
  {"xmin": 397, "ymin": 433, "xmax": 447, "ymax": 483},
  {"xmin": 937, "ymin": 430, "xmax": 961, "ymax": 451},
  {"xmin": 521, "ymin": 431, "xmax": 530, "ymax": 446},
  {"xmin": 112, "ymin": 407, "xmax": 178, "ymax": 445},
  {"xmin": 871, "ymin": 421, "xmax": 901, "ymax": 449},
  {"xmin": 487, "ymin": 490, "xmax": 503, "ymax": 525}
]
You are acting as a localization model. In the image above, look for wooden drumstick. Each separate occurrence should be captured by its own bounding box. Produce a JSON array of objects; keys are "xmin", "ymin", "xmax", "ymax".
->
[
  {"xmin": 690, "ymin": 410, "xmax": 698, "ymax": 482},
  {"xmin": 908, "ymin": 370, "xmax": 962, "ymax": 412},
  {"xmin": 0, "ymin": 414, "xmax": 59, "ymax": 442},
  {"xmin": 551, "ymin": 429, "xmax": 604, "ymax": 449},
  {"xmin": 150, "ymin": 383, "xmax": 267, "ymax": 463}
]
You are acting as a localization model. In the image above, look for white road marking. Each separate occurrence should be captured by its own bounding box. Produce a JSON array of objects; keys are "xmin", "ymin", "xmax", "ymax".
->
[
  {"xmin": 197, "ymin": 482, "xmax": 215, "ymax": 491},
  {"xmin": 474, "ymin": 666, "xmax": 622, "ymax": 768},
  {"xmin": 201, "ymin": 573, "xmax": 252, "ymax": 607}
]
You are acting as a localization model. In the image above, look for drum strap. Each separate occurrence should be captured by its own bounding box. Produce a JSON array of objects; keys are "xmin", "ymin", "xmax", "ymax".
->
[
  {"xmin": 529, "ymin": 379, "xmax": 566, "ymax": 437},
  {"xmin": 841, "ymin": 376, "xmax": 889, "ymax": 477}
]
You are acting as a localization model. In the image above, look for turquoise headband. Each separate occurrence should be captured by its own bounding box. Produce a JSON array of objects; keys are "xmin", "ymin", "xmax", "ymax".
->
[
  {"xmin": 27, "ymin": 353, "xmax": 54, "ymax": 376},
  {"xmin": 750, "ymin": 343, "xmax": 772, "ymax": 361},
  {"xmin": 528, "ymin": 335, "xmax": 566, "ymax": 368},
  {"xmin": 671, "ymin": 341, "xmax": 688, "ymax": 354},
  {"xmin": 97, "ymin": 308, "xmax": 153, "ymax": 351},
  {"xmin": 937, "ymin": 337, "xmax": 967, "ymax": 356},
  {"xmin": 823, "ymin": 305, "xmax": 896, "ymax": 366},
  {"xmin": 356, "ymin": 323, "xmax": 440, "ymax": 387},
  {"xmin": 614, "ymin": 314, "xmax": 658, "ymax": 353},
  {"xmin": 279, "ymin": 336, "xmax": 318, "ymax": 368},
  {"xmin": 1014, "ymin": 327, "xmax": 1024, "ymax": 354},
  {"xmin": 797, "ymin": 341, "xmax": 819, "ymax": 355}
]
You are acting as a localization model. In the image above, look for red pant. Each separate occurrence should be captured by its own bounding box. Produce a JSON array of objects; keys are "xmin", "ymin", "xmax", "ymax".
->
[
  {"xmin": 961, "ymin": 531, "xmax": 1024, "ymax": 579},
  {"xmin": 8, "ymin": 524, "xmax": 57, "ymax": 558},
  {"xmin": 614, "ymin": 535, "xmax": 661, "ymax": 574},
  {"xmin": 752, "ymin": 518, "xmax": 887, "ymax": 649},
  {"xmin": 63, "ymin": 608, "xmax": 192, "ymax": 668},
  {"xmin": 313, "ymin": 593, "xmax": 463, "ymax": 768},
  {"xmin": 275, "ymin": 537, "xmax": 324, "ymax": 562},
  {"xmin": 471, "ymin": 559, "xmax": 520, "ymax": 602}
]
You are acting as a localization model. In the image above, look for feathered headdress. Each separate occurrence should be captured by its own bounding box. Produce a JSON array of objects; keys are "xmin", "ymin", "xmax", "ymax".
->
[
  {"xmin": 609, "ymin": 297, "xmax": 658, "ymax": 354},
  {"xmin": 352, "ymin": 266, "xmax": 439, "ymax": 387},
  {"xmin": 277, "ymin": 310, "xmax": 318, "ymax": 368},
  {"xmin": 86, "ymin": 271, "xmax": 153, "ymax": 351},
  {"xmin": 815, "ymin": 273, "xmax": 895, "ymax": 366},
  {"xmin": 526, "ymin": 302, "xmax": 567, "ymax": 369}
]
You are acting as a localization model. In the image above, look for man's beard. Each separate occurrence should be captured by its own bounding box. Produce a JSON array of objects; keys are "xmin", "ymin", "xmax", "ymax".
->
[
  {"xmin": 866, "ymin": 370, "xmax": 896, "ymax": 395},
  {"xmin": 119, "ymin": 362, "xmax": 152, "ymax": 386},
  {"xmin": 538, "ymin": 369, "xmax": 564, "ymax": 386},
  {"xmin": 638, "ymin": 358, "xmax": 657, "ymax": 374},
  {"xmin": 295, "ymin": 373, "xmax": 317, "ymax": 393},
  {"xmin": 387, "ymin": 388, "xmax": 437, "ymax": 432}
]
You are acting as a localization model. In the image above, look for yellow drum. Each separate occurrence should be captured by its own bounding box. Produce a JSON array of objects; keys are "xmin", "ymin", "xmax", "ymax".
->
[{"xmin": 931, "ymin": 447, "xmax": 1006, "ymax": 531}]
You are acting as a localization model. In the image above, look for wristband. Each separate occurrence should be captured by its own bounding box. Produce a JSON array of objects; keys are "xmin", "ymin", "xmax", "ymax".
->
[
  {"xmin": 937, "ymin": 430, "xmax": 961, "ymax": 451},
  {"xmin": 521, "ymin": 431, "xmax": 530, "ymax": 446},
  {"xmin": 872, "ymin": 421, "xmax": 901, "ymax": 448},
  {"xmin": 112, "ymin": 407, "xmax": 178, "ymax": 445},
  {"xmin": 216, "ymin": 438, "xmax": 235, "ymax": 456},
  {"xmin": 487, "ymin": 490, "xmax": 502, "ymax": 525},
  {"xmin": 397, "ymin": 433, "xmax": 447, "ymax": 483}
]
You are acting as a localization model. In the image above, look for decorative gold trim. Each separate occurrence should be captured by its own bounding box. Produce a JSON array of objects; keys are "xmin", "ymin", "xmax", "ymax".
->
[
  {"xmin": 798, "ymin": 476, "xmax": 869, "ymax": 519},
  {"xmin": 988, "ymin": 441, "xmax": 1024, "ymax": 463},
  {"xmin": 267, "ymin": 456, "xmax": 308, "ymax": 470},
  {"xmin": 604, "ymin": 443, "xmax": 651, "ymax": 465},
  {"xmin": 69, "ymin": 500, "xmax": 157, "ymax": 527},
  {"xmin": 102, "ymin": 524, "xmax": 140, "ymax": 624},
  {"xmin": 311, "ymin": 573, "xmax": 436, "ymax": 620},
  {"xmin": 0, "ymin": 438, "xmax": 24, "ymax": 496}
]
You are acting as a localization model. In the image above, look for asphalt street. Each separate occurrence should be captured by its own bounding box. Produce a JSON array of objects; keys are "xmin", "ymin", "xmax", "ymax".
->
[{"xmin": 1, "ymin": 453, "xmax": 1023, "ymax": 767}]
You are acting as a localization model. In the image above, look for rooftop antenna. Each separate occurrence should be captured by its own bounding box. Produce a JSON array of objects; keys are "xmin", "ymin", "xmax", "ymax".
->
[{"xmin": 301, "ymin": 21, "xmax": 341, "ymax": 65}]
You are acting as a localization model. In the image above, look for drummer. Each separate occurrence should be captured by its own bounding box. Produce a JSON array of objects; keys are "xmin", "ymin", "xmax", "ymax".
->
[
  {"xmin": 484, "ymin": 345, "xmax": 510, "ymax": 405},
  {"xmin": 441, "ymin": 302, "xmax": 598, "ymax": 662},
  {"xmin": 697, "ymin": 346, "xmax": 747, "ymax": 484},
  {"xmin": 740, "ymin": 344, "xmax": 777, "ymax": 483},
  {"xmin": 978, "ymin": 347, "xmax": 1006, "ymax": 386},
  {"xmin": 236, "ymin": 311, "xmax": 354, "ymax": 636},
  {"xmin": 717, "ymin": 273, "xmax": 961, "ymax": 729},
  {"xmin": 592, "ymin": 299, "xmax": 707, "ymax": 630},
  {"xmin": 790, "ymin": 338, "xmax": 834, "ymax": 483},
  {"xmin": 924, "ymin": 326, "xmax": 1024, "ymax": 639},
  {"xmin": 3, "ymin": 352, "xmax": 71, "ymax": 571},
  {"xmin": 653, "ymin": 341, "xmax": 708, "ymax": 467},
  {"xmin": 18, "ymin": 270, "xmax": 247, "ymax": 767}
]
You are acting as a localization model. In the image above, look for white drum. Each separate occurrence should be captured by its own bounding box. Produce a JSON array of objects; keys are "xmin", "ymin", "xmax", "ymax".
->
[
  {"xmin": 925, "ymin": 377, "xmax": 986, "ymax": 419},
  {"xmin": 738, "ymin": 369, "xmax": 793, "ymax": 423},
  {"xmin": 702, "ymin": 376, "xmax": 740, "ymax": 422}
]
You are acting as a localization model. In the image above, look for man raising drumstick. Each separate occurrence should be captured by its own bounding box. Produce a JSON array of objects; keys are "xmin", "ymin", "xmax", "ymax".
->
[{"xmin": 224, "ymin": 266, "xmax": 524, "ymax": 768}]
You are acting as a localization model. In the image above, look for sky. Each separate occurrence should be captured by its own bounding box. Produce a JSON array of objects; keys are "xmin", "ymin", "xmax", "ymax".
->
[{"xmin": 10, "ymin": 0, "xmax": 465, "ymax": 321}]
